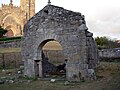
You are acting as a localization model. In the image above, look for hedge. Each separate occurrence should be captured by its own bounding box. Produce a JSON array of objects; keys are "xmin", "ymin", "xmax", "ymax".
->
[{"xmin": 0, "ymin": 36, "xmax": 22, "ymax": 41}]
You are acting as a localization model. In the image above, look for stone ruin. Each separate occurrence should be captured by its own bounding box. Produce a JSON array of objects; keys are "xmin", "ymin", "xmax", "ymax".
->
[{"xmin": 22, "ymin": 5, "xmax": 99, "ymax": 81}]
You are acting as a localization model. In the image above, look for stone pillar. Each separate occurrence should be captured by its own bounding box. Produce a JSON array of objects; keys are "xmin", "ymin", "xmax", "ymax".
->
[
  {"xmin": 24, "ymin": 59, "xmax": 35, "ymax": 77},
  {"xmin": 38, "ymin": 60, "xmax": 43, "ymax": 77},
  {"xmin": 66, "ymin": 62, "xmax": 87, "ymax": 81}
]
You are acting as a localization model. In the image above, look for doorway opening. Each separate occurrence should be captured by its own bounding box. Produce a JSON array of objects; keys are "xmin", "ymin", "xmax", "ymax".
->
[
  {"xmin": 5, "ymin": 29, "xmax": 14, "ymax": 37},
  {"xmin": 38, "ymin": 40, "xmax": 66, "ymax": 78}
]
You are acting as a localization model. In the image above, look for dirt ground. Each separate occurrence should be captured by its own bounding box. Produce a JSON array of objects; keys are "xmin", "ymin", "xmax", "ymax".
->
[{"xmin": 0, "ymin": 62, "xmax": 120, "ymax": 90}]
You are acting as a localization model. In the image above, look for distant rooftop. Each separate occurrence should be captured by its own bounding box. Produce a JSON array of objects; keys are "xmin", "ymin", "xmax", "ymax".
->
[{"xmin": 117, "ymin": 40, "xmax": 120, "ymax": 43}]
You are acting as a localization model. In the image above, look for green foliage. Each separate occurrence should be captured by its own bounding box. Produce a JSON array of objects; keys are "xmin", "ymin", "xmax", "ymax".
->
[
  {"xmin": 0, "ymin": 26, "xmax": 7, "ymax": 37},
  {"xmin": 95, "ymin": 36, "xmax": 120, "ymax": 49},
  {"xmin": 23, "ymin": 76, "xmax": 37, "ymax": 81},
  {"xmin": 0, "ymin": 36, "xmax": 22, "ymax": 41},
  {"xmin": 95, "ymin": 36, "xmax": 109, "ymax": 47}
]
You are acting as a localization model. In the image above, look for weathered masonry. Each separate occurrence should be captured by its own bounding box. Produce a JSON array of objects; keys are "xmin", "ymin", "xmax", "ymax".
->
[
  {"xmin": 0, "ymin": 0, "xmax": 35, "ymax": 37},
  {"xmin": 22, "ymin": 5, "xmax": 99, "ymax": 81}
]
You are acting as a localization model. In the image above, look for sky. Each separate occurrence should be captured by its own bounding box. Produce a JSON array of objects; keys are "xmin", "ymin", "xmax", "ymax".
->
[{"xmin": 1, "ymin": 0, "xmax": 120, "ymax": 40}]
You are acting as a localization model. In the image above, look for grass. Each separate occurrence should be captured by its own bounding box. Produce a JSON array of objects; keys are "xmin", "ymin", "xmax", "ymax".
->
[
  {"xmin": 0, "ymin": 48, "xmax": 21, "ymax": 53},
  {"xmin": 0, "ymin": 62, "xmax": 120, "ymax": 90},
  {"xmin": 43, "ymin": 41, "xmax": 62, "ymax": 50},
  {"xmin": 0, "ymin": 40, "xmax": 63, "ymax": 53}
]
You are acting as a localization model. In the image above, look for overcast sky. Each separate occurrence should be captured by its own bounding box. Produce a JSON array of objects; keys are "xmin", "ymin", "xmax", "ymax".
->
[{"xmin": 1, "ymin": 0, "xmax": 120, "ymax": 40}]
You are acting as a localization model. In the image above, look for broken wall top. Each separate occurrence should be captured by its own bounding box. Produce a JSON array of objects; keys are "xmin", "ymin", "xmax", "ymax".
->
[{"xmin": 24, "ymin": 5, "xmax": 87, "ymax": 34}]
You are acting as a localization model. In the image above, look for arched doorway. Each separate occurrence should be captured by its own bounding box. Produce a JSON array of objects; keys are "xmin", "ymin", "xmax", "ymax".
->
[
  {"xmin": 43, "ymin": 41, "xmax": 64, "ymax": 64},
  {"xmin": 5, "ymin": 29, "xmax": 14, "ymax": 37},
  {"xmin": 35, "ymin": 39, "xmax": 66, "ymax": 78},
  {"xmin": 2, "ymin": 14, "xmax": 22, "ymax": 37},
  {"xmin": 5, "ymin": 26, "xmax": 14, "ymax": 37}
]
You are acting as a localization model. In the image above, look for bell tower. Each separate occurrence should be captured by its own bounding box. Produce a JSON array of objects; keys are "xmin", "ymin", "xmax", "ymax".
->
[{"xmin": 20, "ymin": 0, "xmax": 35, "ymax": 19}]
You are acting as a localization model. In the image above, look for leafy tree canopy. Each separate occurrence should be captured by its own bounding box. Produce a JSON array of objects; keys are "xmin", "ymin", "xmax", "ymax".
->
[
  {"xmin": 0, "ymin": 26, "xmax": 7, "ymax": 38},
  {"xmin": 95, "ymin": 36, "xmax": 120, "ymax": 49}
]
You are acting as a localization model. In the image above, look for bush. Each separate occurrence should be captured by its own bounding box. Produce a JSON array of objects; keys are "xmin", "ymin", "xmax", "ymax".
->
[
  {"xmin": 95, "ymin": 36, "xmax": 120, "ymax": 49},
  {"xmin": 0, "ymin": 36, "xmax": 22, "ymax": 41},
  {"xmin": 0, "ymin": 26, "xmax": 7, "ymax": 37}
]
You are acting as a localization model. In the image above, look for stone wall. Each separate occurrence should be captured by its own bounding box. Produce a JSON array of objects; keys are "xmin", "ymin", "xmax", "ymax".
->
[
  {"xmin": 0, "ymin": 50, "xmax": 64, "ymax": 69},
  {"xmin": 0, "ymin": 40, "xmax": 21, "ymax": 48},
  {"xmin": 99, "ymin": 48, "xmax": 120, "ymax": 60},
  {"xmin": 0, "ymin": 48, "xmax": 120, "ymax": 69},
  {"xmin": 0, "ymin": 52, "xmax": 23, "ymax": 68}
]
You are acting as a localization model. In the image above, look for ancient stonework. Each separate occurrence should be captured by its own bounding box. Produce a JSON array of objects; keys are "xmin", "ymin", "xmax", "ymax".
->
[
  {"xmin": 0, "ymin": 0, "xmax": 35, "ymax": 37},
  {"xmin": 22, "ymin": 5, "xmax": 99, "ymax": 81},
  {"xmin": 99, "ymin": 48, "xmax": 120, "ymax": 59}
]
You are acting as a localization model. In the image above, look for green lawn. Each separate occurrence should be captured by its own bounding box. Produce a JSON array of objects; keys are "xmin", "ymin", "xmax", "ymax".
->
[{"xmin": 0, "ymin": 48, "xmax": 21, "ymax": 53}]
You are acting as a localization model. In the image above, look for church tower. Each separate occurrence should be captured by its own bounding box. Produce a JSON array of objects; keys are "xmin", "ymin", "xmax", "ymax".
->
[{"xmin": 20, "ymin": 0, "xmax": 35, "ymax": 19}]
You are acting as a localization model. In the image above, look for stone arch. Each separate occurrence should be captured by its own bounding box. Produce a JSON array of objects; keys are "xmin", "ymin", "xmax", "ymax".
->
[
  {"xmin": 1, "ymin": 14, "xmax": 22, "ymax": 36},
  {"xmin": 1, "ymin": 13, "xmax": 21, "ymax": 24},
  {"xmin": 37, "ymin": 39, "xmax": 64, "ymax": 60},
  {"xmin": 22, "ymin": 5, "xmax": 99, "ymax": 81},
  {"xmin": 43, "ymin": 40, "xmax": 64, "ymax": 63},
  {"xmin": 35, "ymin": 39, "xmax": 65, "ymax": 77},
  {"xmin": 37, "ymin": 39, "xmax": 55, "ymax": 59}
]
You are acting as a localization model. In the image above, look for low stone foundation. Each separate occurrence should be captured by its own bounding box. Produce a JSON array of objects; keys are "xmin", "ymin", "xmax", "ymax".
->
[
  {"xmin": 99, "ymin": 48, "xmax": 120, "ymax": 58},
  {"xmin": 0, "ymin": 40, "xmax": 21, "ymax": 48},
  {"xmin": 99, "ymin": 48, "xmax": 120, "ymax": 61},
  {"xmin": 0, "ymin": 52, "xmax": 23, "ymax": 68}
]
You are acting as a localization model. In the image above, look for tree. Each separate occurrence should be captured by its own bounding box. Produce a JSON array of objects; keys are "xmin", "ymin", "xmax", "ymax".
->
[
  {"xmin": 95, "ymin": 36, "xmax": 120, "ymax": 49},
  {"xmin": 0, "ymin": 26, "xmax": 7, "ymax": 38},
  {"xmin": 95, "ymin": 36, "xmax": 109, "ymax": 49}
]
